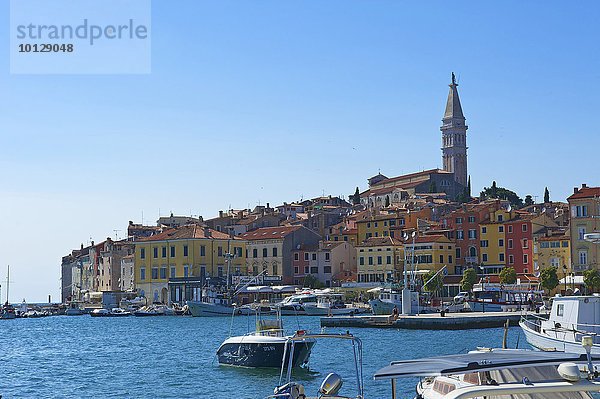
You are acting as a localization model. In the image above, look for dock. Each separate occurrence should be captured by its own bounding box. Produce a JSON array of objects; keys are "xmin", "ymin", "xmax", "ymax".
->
[{"xmin": 320, "ymin": 311, "xmax": 544, "ymax": 330}]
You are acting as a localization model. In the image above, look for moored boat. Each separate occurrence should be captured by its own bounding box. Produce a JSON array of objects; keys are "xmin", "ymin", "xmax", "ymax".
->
[
  {"xmin": 187, "ymin": 288, "xmax": 235, "ymax": 316},
  {"xmin": 520, "ymin": 295, "xmax": 600, "ymax": 354},
  {"xmin": 133, "ymin": 304, "xmax": 175, "ymax": 316},
  {"xmin": 368, "ymin": 287, "xmax": 418, "ymax": 315},
  {"xmin": 467, "ymin": 282, "xmax": 543, "ymax": 312},
  {"xmin": 375, "ymin": 344, "xmax": 600, "ymax": 398},
  {"xmin": 303, "ymin": 292, "xmax": 368, "ymax": 316}
]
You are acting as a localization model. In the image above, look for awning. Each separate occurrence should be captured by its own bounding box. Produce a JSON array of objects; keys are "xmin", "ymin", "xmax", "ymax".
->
[{"xmin": 559, "ymin": 276, "xmax": 585, "ymax": 285}]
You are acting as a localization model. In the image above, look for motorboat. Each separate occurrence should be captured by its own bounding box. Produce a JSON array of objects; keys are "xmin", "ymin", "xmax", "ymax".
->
[
  {"xmin": 467, "ymin": 282, "xmax": 543, "ymax": 312},
  {"xmin": 374, "ymin": 342, "xmax": 600, "ymax": 398},
  {"xmin": 520, "ymin": 295, "xmax": 600, "ymax": 354},
  {"xmin": 216, "ymin": 311, "xmax": 316, "ymax": 368},
  {"xmin": 304, "ymin": 293, "xmax": 368, "ymax": 316},
  {"xmin": 65, "ymin": 302, "xmax": 85, "ymax": 316},
  {"xmin": 90, "ymin": 308, "xmax": 132, "ymax": 317},
  {"xmin": 272, "ymin": 292, "xmax": 318, "ymax": 316},
  {"xmin": 133, "ymin": 304, "xmax": 176, "ymax": 316},
  {"xmin": 187, "ymin": 288, "xmax": 235, "ymax": 316},
  {"xmin": 266, "ymin": 332, "xmax": 364, "ymax": 399},
  {"xmin": 368, "ymin": 287, "xmax": 419, "ymax": 315},
  {"xmin": 119, "ymin": 296, "xmax": 147, "ymax": 311}
]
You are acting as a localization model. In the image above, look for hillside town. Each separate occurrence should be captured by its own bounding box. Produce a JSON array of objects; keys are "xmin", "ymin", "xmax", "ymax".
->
[{"xmin": 59, "ymin": 76, "xmax": 600, "ymax": 307}]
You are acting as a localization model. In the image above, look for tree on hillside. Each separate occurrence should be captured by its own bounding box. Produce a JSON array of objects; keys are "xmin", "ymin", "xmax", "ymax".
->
[
  {"xmin": 544, "ymin": 187, "xmax": 550, "ymax": 203},
  {"xmin": 583, "ymin": 269, "xmax": 600, "ymax": 293},
  {"xmin": 499, "ymin": 266, "xmax": 517, "ymax": 285},
  {"xmin": 351, "ymin": 187, "xmax": 361, "ymax": 205},
  {"xmin": 428, "ymin": 180, "xmax": 437, "ymax": 193},
  {"xmin": 480, "ymin": 181, "xmax": 524, "ymax": 209},
  {"xmin": 540, "ymin": 267, "xmax": 559, "ymax": 293},
  {"xmin": 524, "ymin": 195, "xmax": 534, "ymax": 207},
  {"xmin": 422, "ymin": 269, "xmax": 443, "ymax": 293},
  {"xmin": 460, "ymin": 268, "xmax": 478, "ymax": 292}
]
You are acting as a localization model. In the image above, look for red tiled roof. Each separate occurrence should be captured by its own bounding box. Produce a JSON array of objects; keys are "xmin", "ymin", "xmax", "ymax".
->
[
  {"xmin": 139, "ymin": 225, "xmax": 234, "ymax": 242},
  {"xmin": 568, "ymin": 187, "xmax": 600, "ymax": 200},
  {"xmin": 240, "ymin": 226, "xmax": 302, "ymax": 240},
  {"xmin": 356, "ymin": 236, "xmax": 403, "ymax": 247}
]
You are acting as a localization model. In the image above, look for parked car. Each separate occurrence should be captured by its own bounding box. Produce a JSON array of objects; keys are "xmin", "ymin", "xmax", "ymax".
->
[{"xmin": 453, "ymin": 291, "xmax": 469, "ymax": 303}]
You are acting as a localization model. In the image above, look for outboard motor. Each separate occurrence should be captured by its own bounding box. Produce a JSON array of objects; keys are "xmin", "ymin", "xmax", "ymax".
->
[
  {"xmin": 318, "ymin": 373, "xmax": 343, "ymax": 396},
  {"xmin": 273, "ymin": 382, "xmax": 305, "ymax": 399}
]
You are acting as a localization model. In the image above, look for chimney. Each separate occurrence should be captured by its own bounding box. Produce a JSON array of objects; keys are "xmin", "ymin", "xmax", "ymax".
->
[
  {"xmin": 574, "ymin": 187, "xmax": 579, "ymax": 194},
  {"xmin": 91, "ymin": 240, "xmax": 95, "ymax": 246},
  {"xmin": 219, "ymin": 210, "xmax": 223, "ymax": 218},
  {"xmin": 266, "ymin": 202, "xmax": 270, "ymax": 210},
  {"xmin": 582, "ymin": 184, "xmax": 587, "ymax": 189},
  {"xmin": 129, "ymin": 220, "xmax": 133, "ymax": 226},
  {"xmin": 81, "ymin": 243, "xmax": 84, "ymax": 250}
]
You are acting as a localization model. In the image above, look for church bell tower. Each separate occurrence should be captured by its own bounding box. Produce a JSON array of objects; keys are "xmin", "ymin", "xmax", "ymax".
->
[{"xmin": 441, "ymin": 73, "xmax": 468, "ymax": 187}]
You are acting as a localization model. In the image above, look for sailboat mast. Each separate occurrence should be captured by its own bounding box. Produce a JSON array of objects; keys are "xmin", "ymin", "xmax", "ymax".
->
[{"xmin": 6, "ymin": 265, "xmax": 9, "ymax": 304}]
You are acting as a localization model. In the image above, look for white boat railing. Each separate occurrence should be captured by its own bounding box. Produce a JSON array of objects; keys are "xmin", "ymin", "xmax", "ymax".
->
[{"xmin": 521, "ymin": 312, "xmax": 600, "ymax": 344}]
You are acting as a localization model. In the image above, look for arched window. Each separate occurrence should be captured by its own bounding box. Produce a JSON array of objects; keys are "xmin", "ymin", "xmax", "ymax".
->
[{"xmin": 469, "ymin": 247, "xmax": 476, "ymax": 257}]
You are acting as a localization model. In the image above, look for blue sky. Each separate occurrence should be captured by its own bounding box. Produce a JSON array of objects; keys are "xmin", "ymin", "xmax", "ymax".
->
[{"xmin": 1, "ymin": 1, "xmax": 599, "ymax": 302}]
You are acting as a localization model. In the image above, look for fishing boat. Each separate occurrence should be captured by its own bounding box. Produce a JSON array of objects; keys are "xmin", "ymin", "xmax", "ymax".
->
[
  {"xmin": 266, "ymin": 332, "xmax": 364, "ymax": 399},
  {"xmin": 216, "ymin": 310, "xmax": 315, "ymax": 368},
  {"xmin": 374, "ymin": 341, "xmax": 600, "ymax": 398},
  {"xmin": 368, "ymin": 287, "xmax": 419, "ymax": 315},
  {"xmin": 467, "ymin": 282, "xmax": 543, "ymax": 312},
  {"xmin": 303, "ymin": 292, "xmax": 368, "ymax": 316},
  {"xmin": 65, "ymin": 301, "xmax": 85, "ymax": 316},
  {"xmin": 520, "ymin": 295, "xmax": 600, "ymax": 354},
  {"xmin": 187, "ymin": 287, "xmax": 235, "ymax": 316}
]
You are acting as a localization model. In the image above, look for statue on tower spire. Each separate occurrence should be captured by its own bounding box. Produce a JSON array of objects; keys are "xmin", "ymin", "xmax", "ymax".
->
[{"xmin": 451, "ymin": 72, "xmax": 456, "ymax": 85}]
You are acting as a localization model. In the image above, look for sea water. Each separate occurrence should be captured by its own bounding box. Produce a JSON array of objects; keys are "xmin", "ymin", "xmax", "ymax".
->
[{"xmin": 1, "ymin": 315, "xmax": 526, "ymax": 398}]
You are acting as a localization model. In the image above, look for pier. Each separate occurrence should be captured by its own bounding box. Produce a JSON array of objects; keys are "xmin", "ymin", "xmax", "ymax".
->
[{"xmin": 320, "ymin": 311, "xmax": 546, "ymax": 330}]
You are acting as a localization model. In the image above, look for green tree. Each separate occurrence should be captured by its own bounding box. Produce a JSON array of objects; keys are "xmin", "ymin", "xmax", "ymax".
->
[
  {"xmin": 351, "ymin": 187, "xmax": 361, "ymax": 205},
  {"xmin": 467, "ymin": 176, "xmax": 471, "ymax": 197},
  {"xmin": 303, "ymin": 274, "xmax": 325, "ymax": 289},
  {"xmin": 544, "ymin": 187, "xmax": 550, "ymax": 203},
  {"xmin": 428, "ymin": 180, "xmax": 437, "ymax": 193},
  {"xmin": 524, "ymin": 195, "xmax": 534, "ymax": 206},
  {"xmin": 499, "ymin": 266, "xmax": 517, "ymax": 285},
  {"xmin": 540, "ymin": 267, "xmax": 559, "ymax": 293},
  {"xmin": 480, "ymin": 181, "xmax": 524, "ymax": 208},
  {"xmin": 583, "ymin": 269, "xmax": 600, "ymax": 293},
  {"xmin": 422, "ymin": 269, "xmax": 443, "ymax": 293},
  {"xmin": 460, "ymin": 268, "xmax": 478, "ymax": 292},
  {"xmin": 385, "ymin": 195, "xmax": 390, "ymax": 207}
]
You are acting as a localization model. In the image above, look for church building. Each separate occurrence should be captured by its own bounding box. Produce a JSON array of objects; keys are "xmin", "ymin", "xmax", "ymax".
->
[{"xmin": 361, "ymin": 74, "xmax": 468, "ymax": 207}]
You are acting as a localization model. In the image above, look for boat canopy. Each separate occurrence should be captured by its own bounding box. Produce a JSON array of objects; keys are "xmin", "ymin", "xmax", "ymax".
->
[{"xmin": 373, "ymin": 349, "xmax": 600, "ymax": 380}]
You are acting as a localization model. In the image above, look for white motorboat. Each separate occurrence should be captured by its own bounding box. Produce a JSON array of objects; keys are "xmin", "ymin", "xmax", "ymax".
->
[
  {"xmin": 266, "ymin": 332, "xmax": 364, "ymax": 399},
  {"xmin": 368, "ymin": 287, "xmax": 418, "ymax": 315},
  {"xmin": 216, "ymin": 310, "xmax": 315, "ymax": 368},
  {"xmin": 521, "ymin": 295, "xmax": 600, "ymax": 354},
  {"xmin": 375, "ymin": 342, "xmax": 600, "ymax": 398},
  {"xmin": 187, "ymin": 288, "xmax": 234, "ymax": 316},
  {"xmin": 272, "ymin": 292, "xmax": 318, "ymax": 316},
  {"xmin": 133, "ymin": 304, "xmax": 176, "ymax": 316},
  {"xmin": 90, "ymin": 308, "xmax": 132, "ymax": 317},
  {"xmin": 303, "ymin": 293, "xmax": 368, "ymax": 316}
]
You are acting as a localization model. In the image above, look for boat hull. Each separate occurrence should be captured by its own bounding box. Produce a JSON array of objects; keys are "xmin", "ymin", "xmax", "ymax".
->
[
  {"xmin": 187, "ymin": 301, "xmax": 234, "ymax": 316},
  {"xmin": 369, "ymin": 299, "xmax": 399, "ymax": 315},
  {"xmin": 304, "ymin": 305, "xmax": 366, "ymax": 316},
  {"xmin": 217, "ymin": 340, "xmax": 315, "ymax": 368},
  {"xmin": 520, "ymin": 319, "xmax": 600, "ymax": 354}
]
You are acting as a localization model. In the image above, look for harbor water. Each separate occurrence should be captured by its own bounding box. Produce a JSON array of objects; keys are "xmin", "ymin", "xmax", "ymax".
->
[{"xmin": 2, "ymin": 315, "xmax": 525, "ymax": 398}]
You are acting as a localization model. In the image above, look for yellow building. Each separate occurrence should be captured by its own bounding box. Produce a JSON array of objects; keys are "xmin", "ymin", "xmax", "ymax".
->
[
  {"xmin": 533, "ymin": 233, "xmax": 571, "ymax": 275},
  {"xmin": 479, "ymin": 209, "xmax": 515, "ymax": 273},
  {"xmin": 134, "ymin": 225, "xmax": 245, "ymax": 304},
  {"xmin": 356, "ymin": 237, "xmax": 403, "ymax": 283},
  {"xmin": 356, "ymin": 208, "xmax": 431, "ymax": 242},
  {"xmin": 568, "ymin": 185, "xmax": 600, "ymax": 273},
  {"xmin": 403, "ymin": 235, "xmax": 456, "ymax": 275}
]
